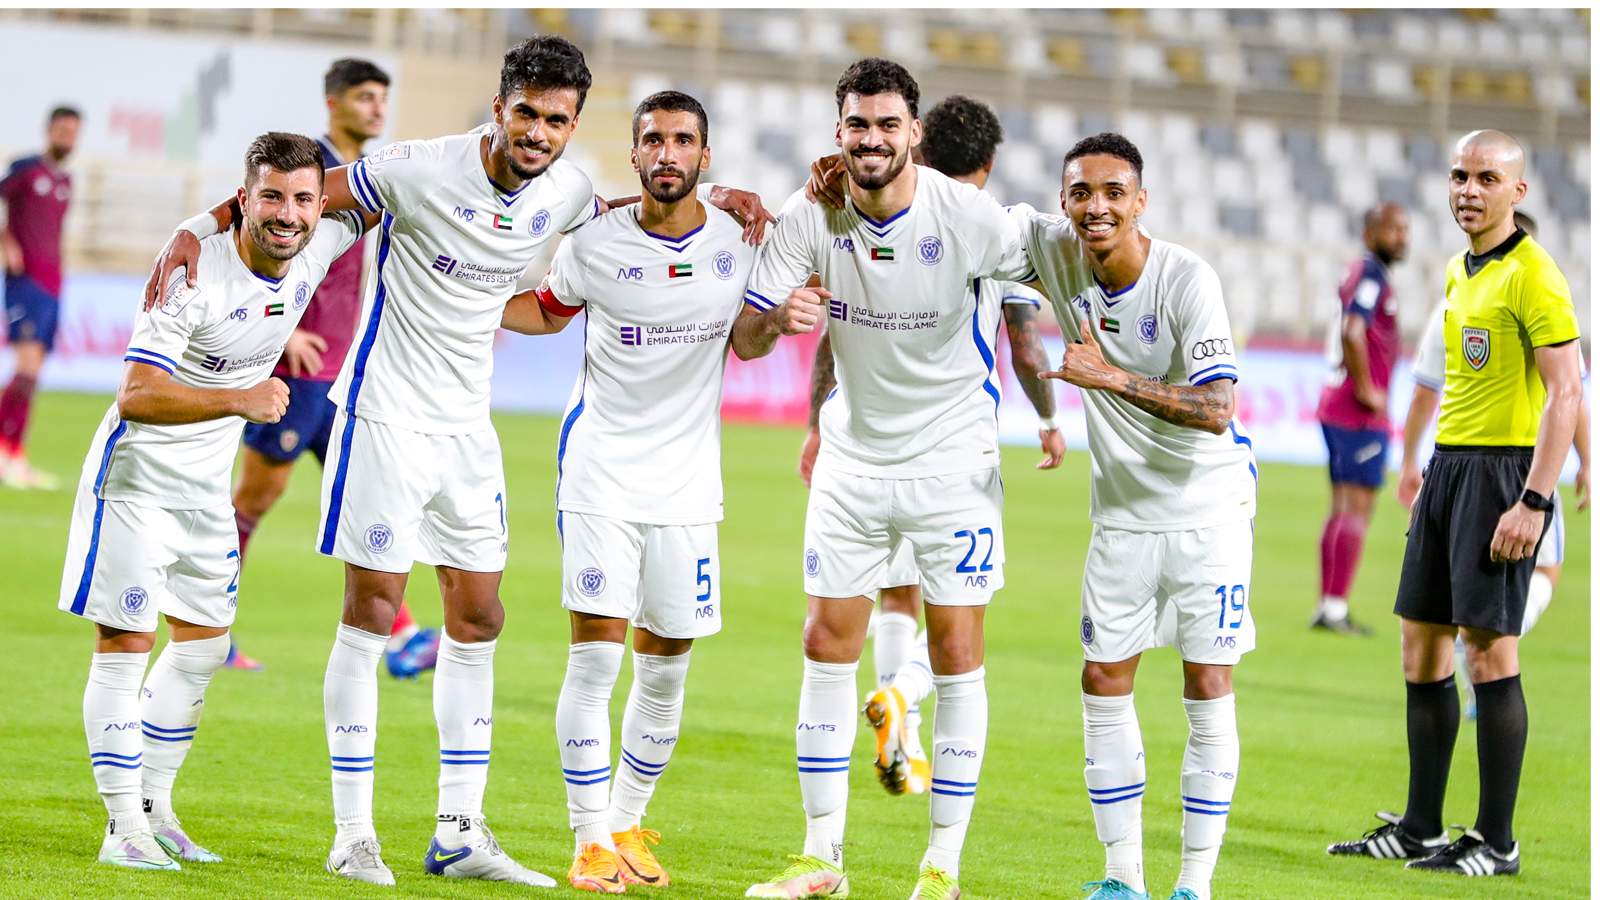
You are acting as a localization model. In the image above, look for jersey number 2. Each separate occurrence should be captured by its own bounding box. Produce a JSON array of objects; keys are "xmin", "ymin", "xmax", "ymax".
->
[{"xmin": 955, "ymin": 528, "xmax": 995, "ymax": 573}]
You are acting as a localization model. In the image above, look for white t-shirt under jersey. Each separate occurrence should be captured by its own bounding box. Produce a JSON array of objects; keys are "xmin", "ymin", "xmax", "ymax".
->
[
  {"xmin": 744, "ymin": 167, "xmax": 1038, "ymax": 478},
  {"xmin": 539, "ymin": 204, "xmax": 756, "ymax": 526},
  {"xmin": 1022, "ymin": 213, "xmax": 1257, "ymax": 532},
  {"xmin": 89, "ymin": 213, "xmax": 364, "ymax": 509},
  {"xmin": 334, "ymin": 131, "xmax": 598, "ymax": 434}
]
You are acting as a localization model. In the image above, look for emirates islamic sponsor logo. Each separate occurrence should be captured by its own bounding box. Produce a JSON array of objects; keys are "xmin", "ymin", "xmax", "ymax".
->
[
  {"xmin": 201, "ymin": 355, "xmax": 228, "ymax": 372},
  {"xmin": 620, "ymin": 326, "xmax": 641, "ymax": 346}
]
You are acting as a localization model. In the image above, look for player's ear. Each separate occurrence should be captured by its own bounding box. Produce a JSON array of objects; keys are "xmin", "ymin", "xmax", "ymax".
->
[
  {"xmin": 491, "ymin": 94, "xmax": 505, "ymax": 124},
  {"xmin": 630, "ymin": 147, "xmax": 640, "ymax": 176},
  {"xmin": 1133, "ymin": 187, "xmax": 1147, "ymax": 219},
  {"xmin": 699, "ymin": 145, "xmax": 712, "ymax": 173},
  {"xmin": 835, "ymin": 121, "xmax": 843, "ymax": 149},
  {"xmin": 909, "ymin": 117, "xmax": 923, "ymax": 149}
]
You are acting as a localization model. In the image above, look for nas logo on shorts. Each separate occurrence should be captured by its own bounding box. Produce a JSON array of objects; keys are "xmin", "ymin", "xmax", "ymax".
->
[
  {"xmin": 120, "ymin": 587, "xmax": 149, "ymax": 615},
  {"xmin": 365, "ymin": 524, "xmax": 394, "ymax": 554},
  {"xmin": 577, "ymin": 567, "xmax": 606, "ymax": 597},
  {"xmin": 1462, "ymin": 327, "xmax": 1490, "ymax": 370},
  {"xmin": 1080, "ymin": 615, "xmax": 1095, "ymax": 645}
]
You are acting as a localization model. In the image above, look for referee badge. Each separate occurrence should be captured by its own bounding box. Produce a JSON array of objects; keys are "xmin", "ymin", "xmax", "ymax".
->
[{"xmin": 1462, "ymin": 327, "xmax": 1490, "ymax": 370}]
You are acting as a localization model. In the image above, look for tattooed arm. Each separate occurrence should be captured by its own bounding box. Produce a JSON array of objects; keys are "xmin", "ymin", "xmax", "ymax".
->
[
  {"xmin": 1003, "ymin": 304, "xmax": 1055, "ymax": 419},
  {"xmin": 1042, "ymin": 317, "xmax": 1234, "ymax": 435}
]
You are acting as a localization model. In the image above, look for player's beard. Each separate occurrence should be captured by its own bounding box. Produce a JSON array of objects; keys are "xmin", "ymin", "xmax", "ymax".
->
[
  {"xmin": 844, "ymin": 143, "xmax": 909, "ymax": 192},
  {"xmin": 641, "ymin": 164, "xmax": 700, "ymax": 204},
  {"xmin": 247, "ymin": 216, "xmax": 312, "ymax": 261},
  {"xmin": 501, "ymin": 127, "xmax": 562, "ymax": 181}
]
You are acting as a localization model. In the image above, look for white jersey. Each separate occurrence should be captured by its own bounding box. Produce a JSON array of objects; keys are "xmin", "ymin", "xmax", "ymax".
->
[
  {"xmin": 1412, "ymin": 300, "xmax": 1448, "ymax": 391},
  {"xmin": 335, "ymin": 130, "xmax": 598, "ymax": 434},
  {"xmin": 997, "ymin": 280, "xmax": 1045, "ymax": 309},
  {"xmin": 744, "ymin": 167, "xmax": 1037, "ymax": 478},
  {"xmin": 90, "ymin": 213, "xmax": 364, "ymax": 509},
  {"xmin": 540, "ymin": 203, "xmax": 755, "ymax": 525},
  {"xmin": 1022, "ymin": 213, "xmax": 1257, "ymax": 531}
]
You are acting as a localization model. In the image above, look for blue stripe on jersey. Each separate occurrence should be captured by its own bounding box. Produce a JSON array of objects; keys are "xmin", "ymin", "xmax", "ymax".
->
[
  {"xmin": 744, "ymin": 289, "xmax": 777, "ymax": 311},
  {"xmin": 1228, "ymin": 420, "xmax": 1258, "ymax": 481},
  {"xmin": 970, "ymin": 280, "xmax": 1001, "ymax": 411},
  {"xmin": 319, "ymin": 212, "xmax": 394, "ymax": 556},
  {"xmin": 554, "ymin": 320, "xmax": 589, "ymax": 506},
  {"xmin": 350, "ymin": 160, "xmax": 382, "ymax": 213},
  {"xmin": 124, "ymin": 348, "xmax": 177, "ymax": 372},
  {"xmin": 1191, "ymin": 362, "xmax": 1237, "ymax": 384},
  {"xmin": 70, "ymin": 420, "xmax": 129, "ymax": 615},
  {"xmin": 643, "ymin": 221, "xmax": 703, "ymax": 252}
]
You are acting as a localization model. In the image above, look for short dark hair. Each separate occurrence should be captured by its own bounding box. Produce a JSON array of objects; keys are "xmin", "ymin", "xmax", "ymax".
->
[
  {"xmin": 48, "ymin": 106, "xmax": 79, "ymax": 124},
  {"xmin": 324, "ymin": 58, "xmax": 390, "ymax": 98},
  {"xmin": 1064, "ymin": 132, "xmax": 1144, "ymax": 184},
  {"xmin": 835, "ymin": 57, "xmax": 919, "ymax": 120},
  {"xmin": 632, "ymin": 91, "xmax": 709, "ymax": 146},
  {"xmin": 501, "ymin": 35, "xmax": 592, "ymax": 114},
  {"xmin": 920, "ymin": 95, "xmax": 1003, "ymax": 178},
  {"xmin": 243, "ymin": 132, "xmax": 325, "ymax": 190}
]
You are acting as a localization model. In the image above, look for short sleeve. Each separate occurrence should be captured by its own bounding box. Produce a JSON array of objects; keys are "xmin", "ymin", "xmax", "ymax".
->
[
  {"xmin": 558, "ymin": 165, "xmax": 600, "ymax": 234},
  {"xmin": 535, "ymin": 236, "xmax": 586, "ymax": 317},
  {"xmin": 303, "ymin": 211, "xmax": 366, "ymax": 271},
  {"xmin": 1173, "ymin": 259, "xmax": 1239, "ymax": 386},
  {"xmin": 1411, "ymin": 301, "xmax": 1447, "ymax": 391},
  {"xmin": 1346, "ymin": 277, "xmax": 1381, "ymax": 322},
  {"xmin": 1001, "ymin": 282, "xmax": 1044, "ymax": 307},
  {"xmin": 967, "ymin": 190, "xmax": 1036, "ymax": 284},
  {"xmin": 126, "ymin": 272, "xmax": 206, "ymax": 374},
  {"xmin": 1517, "ymin": 260, "xmax": 1580, "ymax": 349},
  {"xmin": 346, "ymin": 140, "xmax": 434, "ymax": 217},
  {"xmin": 742, "ymin": 191, "xmax": 818, "ymax": 312}
]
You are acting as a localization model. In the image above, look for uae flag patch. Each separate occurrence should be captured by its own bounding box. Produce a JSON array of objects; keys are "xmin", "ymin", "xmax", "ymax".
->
[
  {"xmin": 870, "ymin": 247, "xmax": 895, "ymax": 261},
  {"xmin": 668, "ymin": 263, "xmax": 693, "ymax": 278},
  {"xmin": 1099, "ymin": 316, "xmax": 1119, "ymax": 333},
  {"xmin": 264, "ymin": 302, "xmax": 285, "ymax": 317},
  {"xmin": 493, "ymin": 215, "xmax": 514, "ymax": 231}
]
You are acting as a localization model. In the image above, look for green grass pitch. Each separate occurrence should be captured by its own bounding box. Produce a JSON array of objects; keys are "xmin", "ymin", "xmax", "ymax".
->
[{"xmin": 0, "ymin": 392, "xmax": 1587, "ymax": 899}]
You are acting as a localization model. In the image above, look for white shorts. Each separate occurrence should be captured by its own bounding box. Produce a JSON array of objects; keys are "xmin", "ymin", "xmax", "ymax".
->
[
  {"xmin": 59, "ymin": 493, "xmax": 239, "ymax": 632},
  {"xmin": 881, "ymin": 541, "xmax": 919, "ymax": 593},
  {"xmin": 1534, "ymin": 491, "xmax": 1564, "ymax": 568},
  {"xmin": 317, "ymin": 411, "xmax": 508, "ymax": 574},
  {"xmin": 559, "ymin": 511, "xmax": 721, "ymax": 640},
  {"xmin": 804, "ymin": 465, "xmax": 1004, "ymax": 606},
  {"xmin": 1080, "ymin": 519, "xmax": 1256, "ymax": 666}
]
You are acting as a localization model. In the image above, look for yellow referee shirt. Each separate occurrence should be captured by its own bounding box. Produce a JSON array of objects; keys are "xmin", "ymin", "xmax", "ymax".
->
[{"xmin": 1437, "ymin": 229, "xmax": 1580, "ymax": 447}]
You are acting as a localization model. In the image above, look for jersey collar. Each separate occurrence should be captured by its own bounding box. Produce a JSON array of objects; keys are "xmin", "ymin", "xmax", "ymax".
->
[{"xmin": 1463, "ymin": 227, "xmax": 1527, "ymax": 278}]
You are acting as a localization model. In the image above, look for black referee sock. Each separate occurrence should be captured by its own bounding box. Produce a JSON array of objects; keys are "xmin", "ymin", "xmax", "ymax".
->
[
  {"xmin": 1473, "ymin": 674, "xmax": 1527, "ymax": 855},
  {"xmin": 1399, "ymin": 675, "xmax": 1459, "ymax": 840}
]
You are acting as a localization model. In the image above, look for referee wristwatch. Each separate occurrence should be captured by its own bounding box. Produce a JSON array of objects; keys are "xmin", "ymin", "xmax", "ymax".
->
[{"xmin": 1520, "ymin": 489, "xmax": 1554, "ymax": 512}]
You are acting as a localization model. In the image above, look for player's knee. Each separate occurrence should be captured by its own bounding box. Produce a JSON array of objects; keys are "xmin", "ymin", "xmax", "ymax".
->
[
  {"xmin": 1182, "ymin": 664, "xmax": 1233, "ymax": 700},
  {"xmin": 801, "ymin": 617, "xmax": 858, "ymax": 664},
  {"xmin": 448, "ymin": 604, "xmax": 504, "ymax": 643},
  {"xmin": 926, "ymin": 632, "xmax": 982, "ymax": 676},
  {"xmin": 1081, "ymin": 663, "xmax": 1133, "ymax": 696}
]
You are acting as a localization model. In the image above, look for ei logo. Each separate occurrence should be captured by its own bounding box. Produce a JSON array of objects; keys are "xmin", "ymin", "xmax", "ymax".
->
[
  {"xmin": 577, "ymin": 567, "xmax": 606, "ymax": 597},
  {"xmin": 365, "ymin": 524, "xmax": 394, "ymax": 554}
]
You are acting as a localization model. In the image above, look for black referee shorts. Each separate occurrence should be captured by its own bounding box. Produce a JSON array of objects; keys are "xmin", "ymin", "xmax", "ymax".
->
[{"xmin": 1394, "ymin": 445, "xmax": 1551, "ymax": 636}]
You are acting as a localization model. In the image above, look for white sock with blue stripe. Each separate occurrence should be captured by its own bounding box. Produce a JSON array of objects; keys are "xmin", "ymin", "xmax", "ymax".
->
[
  {"xmin": 85, "ymin": 651, "xmax": 150, "ymax": 836},
  {"xmin": 1176, "ymin": 694, "xmax": 1238, "ymax": 900},
  {"xmin": 609, "ymin": 650, "xmax": 690, "ymax": 832},
  {"xmin": 923, "ymin": 667, "xmax": 986, "ymax": 878},
  {"xmin": 325, "ymin": 623, "xmax": 384, "ymax": 847},
  {"xmin": 557, "ymin": 640, "xmax": 623, "ymax": 850},
  {"xmin": 1083, "ymin": 692, "xmax": 1145, "ymax": 892},
  {"xmin": 140, "ymin": 634, "xmax": 229, "ymax": 820},
  {"xmin": 434, "ymin": 633, "xmax": 496, "ymax": 845},
  {"xmin": 798, "ymin": 658, "xmax": 856, "ymax": 867}
]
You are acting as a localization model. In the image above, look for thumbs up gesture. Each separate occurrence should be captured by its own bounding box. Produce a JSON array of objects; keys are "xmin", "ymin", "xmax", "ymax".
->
[{"xmin": 1042, "ymin": 318, "xmax": 1121, "ymax": 391}]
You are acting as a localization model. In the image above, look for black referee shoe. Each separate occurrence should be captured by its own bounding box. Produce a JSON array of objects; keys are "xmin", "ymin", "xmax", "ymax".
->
[
  {"xmin": 1406, "ymin": 829, "xmax": 1520, "ymax": 876},
  {"xmin": 1310, "ymin": 609, "xmax": 1374, "ymax": 636},
  {"xmin": 1327, "ymin": 812, "xmax": 1449, "ymax": 859}
]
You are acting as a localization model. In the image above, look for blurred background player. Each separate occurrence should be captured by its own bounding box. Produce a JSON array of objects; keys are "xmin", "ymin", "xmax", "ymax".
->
[
  {"xmin": 1397, "ymin": 210, "xmax": 1589, "ymax": 719},
  {"xmin": 0, "ymin": 105, "xmax": 79, "ymax": 490},
  {"xmin": 1329, "ymin": 130, "xmax": 1581, "ymax": 878},
  {"xmin": 1310, "ymin": 203, "xmax": 1410, "ymax": 635},
  {"xmin": 801, "ymin": 94, "xmax": 1065, "ymax": 798},
  {"xmin": 225, "ymin": 58, "xmax": 440, "ymax": 677}
]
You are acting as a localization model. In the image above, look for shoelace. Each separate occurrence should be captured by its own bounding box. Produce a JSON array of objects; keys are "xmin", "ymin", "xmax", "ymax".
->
[
  {"xmin": 576, "ymin": 844, "xmax": 618, "ymax": 876},
  {"xmin": 775, "ymin": 854, "xmax": 833, "ymax": 880},
  {"xmin": 345, "ymin": 837, "xmax": 386, "ymax": 869},
  {"xmin": 619, "ymin": 828, "xmax": 662, "ymax": 850},
  {"xmin": 475, "ymin": 820, "xmax": 509, "ymax": 858},
  {"xmin": 1080, "ymin": 880, "xmax": 1132, "ymax": 895},
  {"xmin": 914, "ymin": 867, "xmax": 957, "ymax": 898}
]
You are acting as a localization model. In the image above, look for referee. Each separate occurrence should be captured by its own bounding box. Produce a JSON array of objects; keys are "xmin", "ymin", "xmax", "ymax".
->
[{"xmin": 1329, "ymin": 130, "xmax": 1582, "ymax": 876}]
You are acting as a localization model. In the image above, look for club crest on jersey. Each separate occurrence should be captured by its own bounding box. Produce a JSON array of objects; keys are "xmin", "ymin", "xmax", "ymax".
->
[
  {"xmin": 294, "ymin": 281, "xmax": 311, "ymax": 310},
  {"xmin": 917, "ymin": 236, "xmax": 943, "ymax": 266},
  {"xmin": 120, "ymin": 587, "xmax": 149, "ymax": 615},
  {"xmin": 278, "ymin": 429, "xmax": 300, "ymax": 453},
  {"xmin": 1462, "ymin": 327, "xmax": 1490, "ymax": 370},
  {"xmin": 620, "ymin": 326, "xmax": 641, "ymax": 347},
  {"xmin": 530, "ymin": 209, "xmax": 551, "ymax": 237},
  {"xmin": 365, "ymin": 524, "xmax": 394, "ymax": 554},
  {"xmin": 1137, "ymin": 314, "xmax": 1158, "ymax": 344},
  {"xmin": 714, "ymin": 251, "xmax": 736, "ymax": 280},
  {"xmin": 577, "ymin": 567, "xmax": 606, "ymax": 597},
  {"xmin": 804, "ymin": 548, "xmax": 821, "ymax": 578}
]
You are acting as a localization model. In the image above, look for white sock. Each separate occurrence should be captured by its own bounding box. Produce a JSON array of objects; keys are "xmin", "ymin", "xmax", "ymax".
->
[
  {"xmin": 140, "ymin": 634, "xmax": 229, "ymax": 820},
  {"xmin": 324, "ymin": 623, "xmax": 385, "ymax": 846},
  {"xmin": 922, "ymin": 667, "xmax": 988, "ymax": 878},
  {"xmin": 798, "ymin": 658, "xmax": 857, "ymax": 867},
  {"xmin": 1176, "ymin": 694, "xmax": 1239, "ymax": 900},
  {"xmin": 1083, "ymin": 693, "xmax": 1146, "ymax": 892},
  {"xmin": 890, "ymin": 630, "xmax": 935, "ymax": 711},
  {"xmin": 1522, "ymin": 571, "xmax": 1554, "ymax": 634},
  {"xmin": 434, "ymin": 633, "xmax": 496, "ymax": 845},
  {"xmin": 85, "ymin": 651, "xmax": 150, "ymax": 836},
  {"xmin": 1320, "ymin": 597, "xmax": 1349, "ymax": 621},
  {"xmin": 874, "ymin": 612, "xmax": 917, "ymax": 689},
  {"xmin": 609, "ymin": 650, "xmax": 691, "ymax": 832},
  {"xmin": 557, "ymin": 641, "xmax": 624, "ymax": 850}
]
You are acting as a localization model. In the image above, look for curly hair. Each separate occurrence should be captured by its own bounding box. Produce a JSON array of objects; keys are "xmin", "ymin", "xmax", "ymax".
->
[
  {"xmin": 920, "ymin": 95, "xmax": 1003, "ymax": 178},
  {"xmin": 1063, "ymin": 132, "xmax": 1144, "ymax": 183},
  {"xmin": 835, "ymin": 57, "xmax": 919, "ymax": 120},
  {"xmin": 500, "ymin": 35, "xmax": 592, "ymax": 114}
]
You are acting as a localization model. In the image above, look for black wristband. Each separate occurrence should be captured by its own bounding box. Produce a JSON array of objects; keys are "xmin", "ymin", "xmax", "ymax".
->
[{"xmin": 1520, "ymin": 489, "xmax": 1554, "ymax": 512}]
